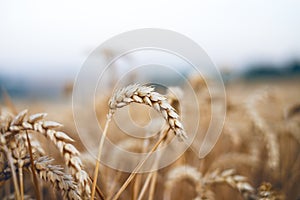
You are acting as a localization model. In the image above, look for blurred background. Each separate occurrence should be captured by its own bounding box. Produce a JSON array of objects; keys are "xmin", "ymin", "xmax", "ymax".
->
[{"xmin": 0, "ymin": 0, "xmax": 300, "ymax": 99}]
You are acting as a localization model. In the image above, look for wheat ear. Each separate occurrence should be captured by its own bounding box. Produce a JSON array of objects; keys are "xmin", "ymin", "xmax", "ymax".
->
[
  {"xmin": 0, "ymin": 134, "xmax": 42, "ymax": 182},
  {"xmin": 164, "ymin": 165, "xmax": 202, "ymax": 200},
  {"xmin": 204, "ymin": 169, "xmax": 256, "ymax": 199},
  {"xmin": 246, "ymin": 91, "xmax": 279, "ymax": 170},
  {"xmin": 1, "ymin": 119, "xmax": 81, "ymax": 200},
  {"xmin": 109, "ymin": 84, "xmax": 187, "ymax": 140},
  {"xmin": 34, "ymin": 156, "xmax": 81, "ymax": 200},
  {"xmin": 4, "ymin": 109, "xmax": 91, "ymax": 199}
]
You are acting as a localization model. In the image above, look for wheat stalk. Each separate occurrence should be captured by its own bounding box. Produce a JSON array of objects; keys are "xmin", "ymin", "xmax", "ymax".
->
[
  {"xmin": 110, "ymin": 128, "xmax": 170, "ymax": 200},
  {"xmin": 0, "ymin": 135, "xmax": 32, "ymax": 182},
  {"xmin": 137, "ymin": 127, "xmax": 168, "ymax": 200},
  {"xmin": 0, "ymin": 134, "xmax": 21, "ymax": 200},
  {"xmin": 137, "ymin": 145, "xmax": 162, "ymax": 200},
  {"xmin": 92, "ymin": 84, "xmax": 187, "ymax": 199},
  {"xmin": 9, "ymin": 134, "xmax": 27, "ymax": 200},
  {"xmin": 246, "ymin": 90, "xmax": 280, "ymax": 170}
]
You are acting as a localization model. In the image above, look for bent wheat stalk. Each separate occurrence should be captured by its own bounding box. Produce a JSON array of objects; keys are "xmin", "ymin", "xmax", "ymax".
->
[
  {"xmin": 112, "ymin": 128, "xmax": 170, "ymax": 200},
  {"xmin": 91, "ymin": 84, "xmax": 187, "ymax": 200},
  {"xmin": 246, "ymin": 91, "xmax": 279, "ymax": 170}
]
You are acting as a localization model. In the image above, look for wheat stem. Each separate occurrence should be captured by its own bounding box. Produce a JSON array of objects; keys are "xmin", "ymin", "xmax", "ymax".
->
[
  {"xmin": 148, "ymin": 170, "xmax": 158, "ymax": 200},
  {"xmin": 137, "ymin": 173, "xmax": 153, "ymax": 200},
  {"xmin": 133, "ymin": 173, "xmax": 142, "ymax": 200},
  {"xmin": 18, "ymin": 166, "xmax": 23, "ymax": 200},
  {"xmin": 138, "ymin": 130, "xmax": 165, "ymax": 200},
  {"xmin": 91, "ymin": 113, "xmax": 112, "ymax": 200},
  {"xmin": 25, "ymin": 131, "xmax": 41, "ymax": 200},
  {"xmin": 111, "ymin": 128, "xmax": 169, "ymax": 200},
  {"xmin": 106, "ymin": 171, "xmax": 123, "ymax": 200},
  {"xmin": 0, "ymin": 135, "xmax": 21, "ymax": 200}
]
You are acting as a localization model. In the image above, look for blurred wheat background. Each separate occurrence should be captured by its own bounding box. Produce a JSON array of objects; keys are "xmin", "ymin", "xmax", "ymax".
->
[{"xmin": 1, "ymin": 1, "xmax": 300, "ymax": 199}]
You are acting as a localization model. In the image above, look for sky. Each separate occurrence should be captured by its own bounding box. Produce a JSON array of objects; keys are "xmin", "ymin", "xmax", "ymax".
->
[{"xmin": 0, "ymin": 0, "xmax": 300, "ymax": 79}]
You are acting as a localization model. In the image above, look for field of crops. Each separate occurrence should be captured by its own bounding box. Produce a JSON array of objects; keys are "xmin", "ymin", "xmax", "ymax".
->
[{"xmin": 0, "ymin": 76, "xmax": 299, "ymax": 200}]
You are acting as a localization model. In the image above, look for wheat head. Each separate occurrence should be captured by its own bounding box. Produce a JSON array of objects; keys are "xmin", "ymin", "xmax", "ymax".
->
[
  {"xmin": 34, "ymin": 156, "xmax": 81, "ymax": 200},
  {"xmin": 109, "ymin": 84, "xmax": 187, "ymax": 140},
  {"xmin": 246, "ymin": 91, "xmax": 280, "ymax": 170},
  {"xmin": 1, "ymin": 109, "xmax": 91, "ymax": 199}
]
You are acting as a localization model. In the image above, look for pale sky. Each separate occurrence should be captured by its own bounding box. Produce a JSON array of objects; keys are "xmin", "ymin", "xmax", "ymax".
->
[{"xmin": 0, "ymin": 0, "xmax": 300, "ymax": 77}]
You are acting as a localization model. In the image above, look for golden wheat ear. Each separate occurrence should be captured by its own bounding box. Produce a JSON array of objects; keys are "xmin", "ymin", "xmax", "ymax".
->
[
  {"xmin": 2, "ymin": 109, "xmax": 91, "ymax": 199},
  {"xmin": 164, "ymin": 165, "xmax": 202, "ymax": 200},
  {"xmin": 164, "ymin": 165, "xmax": 215, "ymax": 200},
  {"xmin": 34, "ymin": 156, "xmax": 81, "ymax": 199},
  {"xmin": 204, "ymin": 169, "xmax": 256, "ymax": 199},
  {"xmin": 109, "ymin": 84, "xmax": 187, "ymax": 140},
  {"xmin": 246, "ymin": 90, "xmax": 279, "ymax": 171}
]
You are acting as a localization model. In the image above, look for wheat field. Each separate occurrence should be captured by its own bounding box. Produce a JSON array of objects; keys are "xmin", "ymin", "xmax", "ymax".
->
[{"xmin": 0, "ymin": 76, "xmax": 299, "ymax": 200}]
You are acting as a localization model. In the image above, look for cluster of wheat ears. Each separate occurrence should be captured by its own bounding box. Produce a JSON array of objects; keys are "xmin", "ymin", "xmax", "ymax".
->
[{"xmin": 0, "ymin": 80, "xmax": 299, "ymax": 200}]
